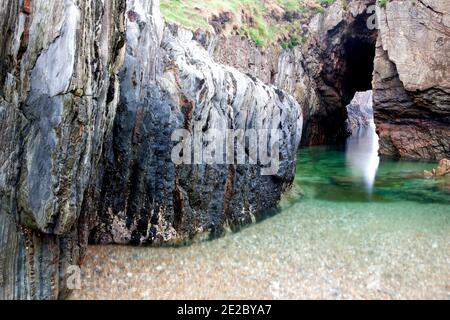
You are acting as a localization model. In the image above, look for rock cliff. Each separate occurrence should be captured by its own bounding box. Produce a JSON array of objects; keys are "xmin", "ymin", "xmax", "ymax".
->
[
  {"xmin": 373, "ymin": 0, "xmax": 450, "ymax": 160},
  {"xmin": 87, "ymin": 19, "xmax": 302, "ymax": 246},
  {"xmin": 0, "ymin": 0, "xmax": 126, "ymax": 299},
  {"xmin": 200, "ymin": 0, "xmax": 449, "ymax": 158},
  {"xmin": 296, "ymin": 0, "xmax": 450, "ymax": 159}
]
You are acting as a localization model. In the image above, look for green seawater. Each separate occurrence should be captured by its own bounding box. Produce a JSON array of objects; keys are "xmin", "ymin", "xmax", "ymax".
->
[
  {"xmin": 73, "ymin": 126, "xmax": 450, "ymax": 300},
  {"xmin": 293, "ymin": 145, "xmax": 450, "ymax": 206}
]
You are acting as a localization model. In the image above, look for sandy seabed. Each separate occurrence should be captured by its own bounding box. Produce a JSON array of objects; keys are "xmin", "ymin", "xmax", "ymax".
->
[{"xmin": 70, "ymin": 200, "xmax": 450, "ymax": 300}]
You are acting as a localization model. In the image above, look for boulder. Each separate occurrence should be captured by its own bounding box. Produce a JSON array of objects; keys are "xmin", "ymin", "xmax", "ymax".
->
[
  {"xmin": 423, "ymin": 159, "xmax": 450, "ymax": 177},
  {"xmin": 87, "ymin": 23, "xmax": 303, "ymax": 245}
]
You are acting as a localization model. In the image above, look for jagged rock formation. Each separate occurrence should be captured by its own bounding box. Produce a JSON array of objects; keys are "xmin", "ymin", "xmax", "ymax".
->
[
  {"xmin": 1, "ymin": 0, "xmax": 448, "ymax": 301},
  {"xmin": 373, "ymin": 0, "xmax": 450, "ymax": 160},
  {"xmin": 210, "ymin": 35, "xmax": 282, "ymax": 86},
  {"xmin": 298, "ymin": 0, "xmax": 378, "ymax": 145},
  {"xmin": 201, "ymin": 0, "xmax": 449, "ymax": 159},
  {"xmin": 296, "ymin": 0, "xmax": 449, "ymax": 159},
  {"xmin": 87, "ymin": 20, "xmax": 302, "ymax": 245},
  {"xmin": 0, "ymin": 0, "xmax": 302, "ymax": 299},
  {"xmin": 346, "ymin": 91, "xmax": 374, "ymax": 132},
  {"xmin": 202, "ymin": 0, "xmax": 378, "ymax": 146},
  {"xmin": 0, "ymin": 0, "xmax": 126, "ymax": 300}
]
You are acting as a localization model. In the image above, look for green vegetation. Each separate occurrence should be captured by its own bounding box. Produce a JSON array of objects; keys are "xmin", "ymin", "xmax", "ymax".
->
[
  {"xmin": 378, "ymin": 0, "xmax": 388, "ymax": 8},
  {"xmin": 160, "ymin": 0, "xmax": 336, "ymax": 48},
  {"xmin": 281, "ymin": 34, "xmax": 308, "ymax": 49},
  {"xmin": 317, "ymin": 0, "xmax": 335, "ymax": 7}
]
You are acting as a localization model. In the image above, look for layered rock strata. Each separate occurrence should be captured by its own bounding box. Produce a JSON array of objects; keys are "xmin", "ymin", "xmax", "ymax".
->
[
  {"xmin": 373, "ymin": 0, "xmax": 450, "ymax": 160},
  {"xmin": 0, "ymin": 0, "xmax": 126, "ymax": 300},
  {"xmin": 1, "ymin": 0, "xmax": 448, "ymax": 301},
  {"xmin": 87, "ymin": 21, "xmax": 302, "ymax": 245}
]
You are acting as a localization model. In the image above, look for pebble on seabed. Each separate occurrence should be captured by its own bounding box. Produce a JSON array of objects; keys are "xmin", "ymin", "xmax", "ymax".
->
[{"xmin": 70, "ymin": 199, "xmax": 450, "ymax": 300}]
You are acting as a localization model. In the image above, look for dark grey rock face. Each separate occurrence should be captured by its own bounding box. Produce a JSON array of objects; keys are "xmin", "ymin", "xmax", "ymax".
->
[
  {"xmin": 88, "ymin": 20, "xmax": 303, "ymax": 245},
  {"xmin": 0, "ymin": 0, "xmax": 126, "ymax": 299}
]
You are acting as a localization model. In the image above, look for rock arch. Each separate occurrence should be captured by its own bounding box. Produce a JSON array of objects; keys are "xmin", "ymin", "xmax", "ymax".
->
[
  {"xmin": 304, "ymin": 2, "xmax": 379, "ymax": 145},
  {"xmin": 297, "ymin": 0, "xmax": 449, "ymax": 159}
]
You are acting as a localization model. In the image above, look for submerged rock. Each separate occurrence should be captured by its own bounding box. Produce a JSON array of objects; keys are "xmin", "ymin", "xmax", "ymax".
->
[
  {"xmin": 424, "ymin": 159, "xmax": 450, "ymax": 177},
  {"xmin": 436, "ymin": 159, "xmax": 450, "ymax": 177}
]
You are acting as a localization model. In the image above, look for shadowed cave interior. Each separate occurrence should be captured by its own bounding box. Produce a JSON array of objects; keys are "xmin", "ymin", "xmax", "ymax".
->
[{"xmin": 316, "ymin": 16, "xmax": 378, "ymax": 146}]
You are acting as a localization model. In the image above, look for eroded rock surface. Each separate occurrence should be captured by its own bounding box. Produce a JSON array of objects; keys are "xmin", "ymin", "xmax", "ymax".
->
[
  {"xmin": 88, "ymin": 22, "xmax": 302, "ymax": 245},
  {"xmin": 206, "ymin": 0, "xmax": 449, "ymax": 159},
  {"xmin": 208, "ymin": 0, "xmax": 379, "ymax": 146},
  {"xmin": 1, "ymin": 0, "xmax": 449, "ymax": 301},
  {"xmin": 0, "ymin": 0, "xmax": 126, "ymax": 299},
  {"xmin": 373, "ymin": 1, "xmax": 450, "ymax": 160},
  {"xmin": 298, "ymin": 0, "xmax": 378, "ymax": 145},
  {"xmin": 283, "ymin": 0, "xmax": 449, "ymax": 157}
]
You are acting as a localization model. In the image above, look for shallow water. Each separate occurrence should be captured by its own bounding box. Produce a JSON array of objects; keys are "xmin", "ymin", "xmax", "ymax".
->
[
  {"xmin": 297, "ymin": 126, "xmax": 450, "ymax": 205},
  {"xmin": 71, "ymin": 127, "xmax": 450, "ymax": 300}
]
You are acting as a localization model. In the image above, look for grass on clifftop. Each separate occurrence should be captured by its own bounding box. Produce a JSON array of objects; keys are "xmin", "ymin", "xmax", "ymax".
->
[{"xmin": 160, "ymin": 0, "xmax": 337, "ymax": 48}]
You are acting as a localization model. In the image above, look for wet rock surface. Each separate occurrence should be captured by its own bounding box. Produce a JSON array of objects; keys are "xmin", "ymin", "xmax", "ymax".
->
[
  {"xmin": 88, "ymin": 22, "xmax": 302, "ymax": 245},
  {"xmin": 424, "ymin": 159, "xmax": 450, "ymax": 177},
  {"xmin": 0, "ymin": 0, "xmax": 126, "ymax": 299}
]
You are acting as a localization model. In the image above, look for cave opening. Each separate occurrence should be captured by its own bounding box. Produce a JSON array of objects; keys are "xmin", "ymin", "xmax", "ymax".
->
[
  {"xmin": 339, "ymin": 12, "xmax": 378, "ymax": 146},
  {"xmin": 342, "ymin": 37, "xmax": 376, "ymax": 106},
  {"xmin": 342, "ymin": 33, "xmax": 380, "ymax": 190},
  {"xmin": 314, "ymin": 35, "xmax": 377, "ymax": 147},
  {"xmin": 307, "ymin": 11, "xmax": 379, "ymax": 147},
  {"xmin": 341, "ymin": 33, "xmax": 379, "ymax": 160}
]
